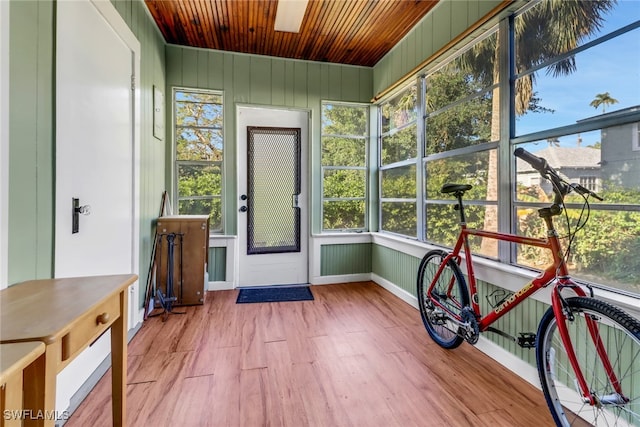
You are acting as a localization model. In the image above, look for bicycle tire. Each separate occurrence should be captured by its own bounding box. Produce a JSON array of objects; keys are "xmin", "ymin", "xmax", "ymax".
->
[
  {"xmin": 536, "ymin": 297, "xmax": 640, "ymax": 426},
  {"xmin": 417, "ymin": 249, "xmax": 469, "ymax": 349}
]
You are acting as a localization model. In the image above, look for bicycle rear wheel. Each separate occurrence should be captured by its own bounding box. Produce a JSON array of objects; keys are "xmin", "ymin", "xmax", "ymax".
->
[
  {"xmin": 536, "ymin": 297, "xmax": 640, "ymax": 426},
  {"xmin": 417, "ymin": 249, "xmax": 469, "ymax": 349}
]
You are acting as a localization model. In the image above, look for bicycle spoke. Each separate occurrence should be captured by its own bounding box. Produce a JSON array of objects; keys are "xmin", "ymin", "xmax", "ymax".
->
[
  {"xmin": 417, "ymin": 250, "xmax": 469, "ymax": 349},
  {"xmin": 537, "ymin": 297, "xmax": 640, "ymax": 426}
]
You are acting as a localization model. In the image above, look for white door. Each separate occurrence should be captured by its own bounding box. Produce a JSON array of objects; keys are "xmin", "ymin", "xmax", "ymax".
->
[
  {"xmin": 55, "ymin": 0, "xmax": 139, "ymax": 413},
  {"xmin": 237, "ymin": 106, "xmax": 308, "ymax": 286}
]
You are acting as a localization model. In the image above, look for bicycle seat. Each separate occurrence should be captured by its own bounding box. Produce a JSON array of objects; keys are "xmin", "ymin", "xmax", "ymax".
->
[{"xmin": 441, "ymin": 183, "xmax": 473, "ymax": 194}]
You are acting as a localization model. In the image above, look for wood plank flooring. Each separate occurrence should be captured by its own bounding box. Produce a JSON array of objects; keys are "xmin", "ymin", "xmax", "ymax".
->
[{"xmin": 65, "ymin": 282, "xmax": 554, "ymax": 426}]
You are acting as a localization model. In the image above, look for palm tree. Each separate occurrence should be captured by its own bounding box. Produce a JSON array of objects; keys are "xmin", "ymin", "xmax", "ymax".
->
[
  {"xmin": 590, "ymin": 92, "xmax": 619, "ymax": 113},
  {"xmin": 460, "ymin": 0, "xmax": 616, "ymax": 255}
]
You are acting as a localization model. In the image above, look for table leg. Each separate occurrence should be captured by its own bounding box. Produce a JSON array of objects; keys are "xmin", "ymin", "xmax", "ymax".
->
[
  {"xmin": 2, "ymin": 370, "xmax": 23, "ymax": 427},
  {"xmin": 22, "ymin": 343, "xmax": 58, "ymax": 427},
  {"xmin": 111, "ymin": 289, "xmax": 128, "ymax": 427}
]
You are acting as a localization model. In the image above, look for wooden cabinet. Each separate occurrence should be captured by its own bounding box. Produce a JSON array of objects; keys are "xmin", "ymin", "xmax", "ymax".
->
[{"xmin": 156, "ymin": 215, "xmax": 209, "ymax": 305}]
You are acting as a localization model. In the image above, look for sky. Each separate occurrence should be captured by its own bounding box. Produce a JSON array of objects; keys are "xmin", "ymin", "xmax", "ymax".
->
[{"xmin": 515, "ymin": 0, "xmax": 640, "ymax": 148}]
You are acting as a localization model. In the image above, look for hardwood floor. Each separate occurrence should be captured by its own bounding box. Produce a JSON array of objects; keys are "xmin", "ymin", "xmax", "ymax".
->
[{"xmin": 65, "ymin": 282, "xmax": 554, "ymax": 426}]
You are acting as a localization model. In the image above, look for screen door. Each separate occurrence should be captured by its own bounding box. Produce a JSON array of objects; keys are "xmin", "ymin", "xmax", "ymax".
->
[{"xmin": 246, "ymin": 126, "xmax": 301, "ymax": 254}]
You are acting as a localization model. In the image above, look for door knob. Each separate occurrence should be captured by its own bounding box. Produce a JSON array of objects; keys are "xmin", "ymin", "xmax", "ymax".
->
[
  {"xmin": 72, "ymin": 198, "xmax": 91, "ymax": 234},
  {"xmin": 75, "ymin": 204, "xmax": 91, "ymax": 215},
  {"xmin": 240, "ymin": 194, "xmax": 248, "ymax": 201},
  {"xmin": 239, "ymin": 206, "xmax": 248, "ymax": 212}
]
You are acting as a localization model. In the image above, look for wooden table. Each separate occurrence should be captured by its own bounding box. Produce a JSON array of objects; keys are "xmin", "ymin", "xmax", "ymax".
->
[
  {"xmin": 1, "ymin": 342, "xmax": 46, "ymax": 427},
  {"xmin": 0, "ymin": 274, "xmax": 137, "ymax": 427}
]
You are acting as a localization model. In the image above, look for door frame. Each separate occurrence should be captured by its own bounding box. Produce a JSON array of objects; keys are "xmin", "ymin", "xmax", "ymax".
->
[
  {"xmin": 235, "ymin": 104, "xmax": 310, "ymax": 287},
  {"xmin": 55, "ymin": 0, "xmax": 141, "ymax": 325}
]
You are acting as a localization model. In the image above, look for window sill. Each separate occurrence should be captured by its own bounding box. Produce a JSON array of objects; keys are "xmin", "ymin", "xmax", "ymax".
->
[{"xmin": 370, "ymin": 232, "xmax": 640, "ymax": 319}]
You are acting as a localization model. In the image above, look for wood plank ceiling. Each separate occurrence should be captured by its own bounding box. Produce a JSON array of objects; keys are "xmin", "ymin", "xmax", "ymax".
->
[{"xmin": 144, "ymin": 0, "xmax": 439, "ymax": 67}]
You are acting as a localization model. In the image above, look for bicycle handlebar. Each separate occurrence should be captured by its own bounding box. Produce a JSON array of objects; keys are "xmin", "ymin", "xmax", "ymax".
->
[
  {"xmin": 514, "ymin": 147, "xmax": 603, "ymax": 205},
  {"xmin": 514, "ymin": 147, "xmax": 547, "ymax": 173}
]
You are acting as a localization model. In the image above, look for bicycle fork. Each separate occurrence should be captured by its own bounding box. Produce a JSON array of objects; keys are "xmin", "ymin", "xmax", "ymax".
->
[{"xmin": 550, "ymin": 287, "xmax": 628, "ymax": 407}]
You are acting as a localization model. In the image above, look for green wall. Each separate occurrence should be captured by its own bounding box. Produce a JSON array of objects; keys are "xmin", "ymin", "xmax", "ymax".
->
[
  {"xmin": 7, "ymin": 0, "xmax": 166, "ymax": 309},
  {"xmin": 8, "ymin": 0, "xmax": 54, "ymax": 283},
  {"xmin": 372, "ymin": 245, "xmax": 421, "ymax": 295},
  {"xmin": 321, "ymin": 243, "xmax": 372, "ymax": 276},
  {"xmin": 5, "ymin": 0, "xmax": 549, "ymax": 375},
  {"xmin": 165, "ymin": 46, "xmax": 373, "ymax": 236},
  {"xmin": 7, "ymin": 0, "xmax": 508, "ymax": 309},
  {"xmin": 208, "ymin": 247, "xmax": 226, "ymax": 282},
  {"xmin": 372, "ymin": 0, "xmax": 503, "ymax": 98}
]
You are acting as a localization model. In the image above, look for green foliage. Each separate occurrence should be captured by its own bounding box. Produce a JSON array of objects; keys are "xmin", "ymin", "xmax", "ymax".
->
[
  {"xmin": 514, "ymin": 182, "xmax": 640, "ymax": 293},
  {"xmin": 426, "ymin": 67, "xmax": 493, "ymax": 154},
  {"xmin": 321, "ymin": 103, "xmax": 369, "ymax": 230},
  {"xmin": 381, "ymin": 202, "xmax": 417, "ymax": 236},
  {"xmin": 175, "ymin": 91, "xmax": 224, "ymax": 228},
  {"xmin": 567, "ymin": 185, "xmax": 640, "ymax": 292},
  {"xmin": 381, "ymin": 125, "xmax": 417, "ymax": 164}
]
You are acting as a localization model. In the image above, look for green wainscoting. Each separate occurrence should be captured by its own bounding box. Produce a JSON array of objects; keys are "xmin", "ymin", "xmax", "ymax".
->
[
  {"xmin": 477, "ymin": 279, "xmax": 547, "ymax": 367},
  {"xmin": 371, "ymin": 244, "xmax": 421, "ymax": 295},
  {"xmin": 208, "ymin": 247, "xmax": 226, "ymax": 282},
  {"xmin": 371, "ymin": 242, "xmax": 545, "ymax": 370},
  {"xmin": 320, "ymin": 243, "xmax": 372, "ymax": 276}
]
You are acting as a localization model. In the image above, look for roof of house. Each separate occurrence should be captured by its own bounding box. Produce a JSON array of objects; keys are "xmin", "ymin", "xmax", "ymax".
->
[{"xmin": 517, "ymin": 146, "xmax": 601, "ymax": 172}]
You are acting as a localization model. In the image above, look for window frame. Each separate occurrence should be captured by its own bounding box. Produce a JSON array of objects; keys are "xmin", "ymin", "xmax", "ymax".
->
[
  {"xmin": 376, "ymin": 1, "xmax": 640, "ymax": 297},
  {"xmin": 320, "ymin": 101, "xmax": 370, "ymax": 232},
  {"xmin": 172, "ymin": 87, "xmax": 224, "ymax": 234},
  {"xmin": 378, "ymin": 83, "xmax": 419, "ymax": 238}
]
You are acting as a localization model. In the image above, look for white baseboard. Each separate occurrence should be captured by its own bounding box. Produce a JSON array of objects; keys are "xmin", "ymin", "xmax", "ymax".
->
[
  {"xmin": 310, "ymin": 273, "xmax": 372, "ymax": 285},
  {"xmin": 59, "ymin": 320, "xmax": 143, "ymax": 426},
  {"xmin": 370, "ymin": 273, "xmax": 419, "ymax": 309},
  {"xmin": 208, "ymin": 281, "xmax": 235, "ymax": 291}
]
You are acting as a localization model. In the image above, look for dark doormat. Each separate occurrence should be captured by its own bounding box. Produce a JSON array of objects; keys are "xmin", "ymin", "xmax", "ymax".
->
[{"xmin": 236, "ymin": 285, "xmax": 314, "ymax": 304}]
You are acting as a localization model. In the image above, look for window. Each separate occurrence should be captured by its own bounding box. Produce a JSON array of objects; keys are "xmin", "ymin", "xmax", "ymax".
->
[
  {"xmin": 379, "ymin": 86, "xmax": 418, "ymax": 237},
  {"xmin": 580, "ymin": 176, "xmax": 598, "ymax": 192},
  {"xmin": 321, "ymin": 102, "xmax": 369, "ymax": 231},
  {"xmin": 377, "ymin": 0, "xmax": 640, "ymax": 295},
  {"xmin": 423, "ymin": 30, "xmax": 499, "ymax": 257},
  {"xmin": 512, "ymin": 1, "xmax": 640, "ymax": 295},
  {"xmin": 173, "ymin": 89, "xmax": 223, "ymax": 232}
]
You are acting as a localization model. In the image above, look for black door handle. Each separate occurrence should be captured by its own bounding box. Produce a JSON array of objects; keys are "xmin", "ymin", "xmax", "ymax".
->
[
  {"xmin": 239, "ymin": 206, "xmax": 248, "ymax": 212},
  {"xmin": 72, "ymin": 198, "xmax": 91, "ymax": 234}
]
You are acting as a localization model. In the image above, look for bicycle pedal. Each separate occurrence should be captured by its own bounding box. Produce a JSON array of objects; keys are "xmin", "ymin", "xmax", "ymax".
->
[{"xmin": 517, "ymin": 332, "xmax": 536, "ymax": 348}]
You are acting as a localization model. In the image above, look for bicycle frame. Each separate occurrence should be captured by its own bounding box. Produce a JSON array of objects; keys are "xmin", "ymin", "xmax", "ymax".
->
[
  {"xmin": 428, "ymin": 217, "xmax": 625, "ymax": 404},
  {"xmin": 445, "ymin": 222, "xmax": 578, "ymax": 330}
]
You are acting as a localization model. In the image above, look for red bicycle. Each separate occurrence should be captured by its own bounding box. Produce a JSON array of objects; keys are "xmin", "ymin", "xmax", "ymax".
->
[{"xmin": 417, "ymin": 148, "xmax": 640, "ymax": 426}]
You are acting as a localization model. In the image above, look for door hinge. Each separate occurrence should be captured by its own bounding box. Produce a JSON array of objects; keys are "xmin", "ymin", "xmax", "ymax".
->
[{"xmin": 130, "ymin": 74, "xmax": 136, "ymax": 91}]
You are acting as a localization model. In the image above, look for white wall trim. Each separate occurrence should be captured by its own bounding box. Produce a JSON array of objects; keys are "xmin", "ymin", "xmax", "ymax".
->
[
  {"xmin": 311, "ymin": 273, "xmax": 372, "ymax": 285},
  {"xmin": 371, "ymin": 273, "xmax": 418, "ymax": 309},
  {"xmin": 0, "ymin": 0, "xmax": 9, "ymax": 289},
  {"xmin": 208, "ymin": 235, "xmax": 236, "ymax": 289},
  {"xmin": 91, "ymin": 0, "xmax": 142, "ymax": 327}
]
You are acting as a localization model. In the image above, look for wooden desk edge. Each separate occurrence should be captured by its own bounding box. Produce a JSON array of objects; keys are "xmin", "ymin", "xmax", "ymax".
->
[{"xmin": 0, "ymin": 341, "xmax": 46, "ymax": 384}]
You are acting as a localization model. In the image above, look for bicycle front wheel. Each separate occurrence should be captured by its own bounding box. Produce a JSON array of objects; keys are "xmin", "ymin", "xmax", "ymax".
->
[
  {"xmin": 417, "ymin": 249, "xmax": 469, "ymax": 349},
  {"xmin": 536, "ymin": 297, "xmax": 640, "ymax": 426}
]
